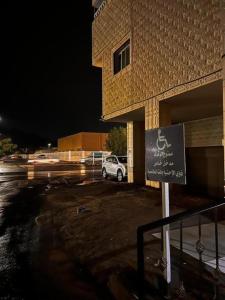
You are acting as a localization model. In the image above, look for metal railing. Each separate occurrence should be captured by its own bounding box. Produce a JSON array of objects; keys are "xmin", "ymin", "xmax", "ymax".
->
[
  {"xmin": 137, "ymin": 200, "xmax": 225, "ymax": 299},
  {"xmin": 93, "ymin": 0, "xmax": 104, "ymax": 8},
  {"xmin": 94, "ymin": 0, "xmax": 107, "ymax": 19}
]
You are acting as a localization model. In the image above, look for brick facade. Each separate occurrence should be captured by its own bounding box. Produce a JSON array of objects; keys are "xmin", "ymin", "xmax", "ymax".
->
[
  {"xmin": 93, "ymin": 0, "xmax": 224, "ymax": 119},
  {"xmin": 92, "ymin": 0, "xmax": 225, "ymax": 197}
]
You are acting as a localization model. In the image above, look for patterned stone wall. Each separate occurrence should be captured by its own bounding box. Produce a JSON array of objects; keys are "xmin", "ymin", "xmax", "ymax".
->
[
  {"xmin": 92, "ymin": 0, "xmax": 131, "ymax": 65},
  {"xmin": 145, "ymin": 99, "xmax": 160, "ymax": 187},
  {"xmin": 223, "ymin": 56, "xmax": 225, "ymax": 183},
  {"xmin": 102, "ymin": 47, "xmax": 132, "ymax": 115},
  {"xmin": 127, "ymin": 121, "xmax": 134, "ymax": 183},
  {"xmin": 221, "ymin": 0, "xmax": 225, "ymax": 53},
  {"xmin": 131, "ymin": 0, "xmax": 223, "ymax": 104},
  {"xmin": 185, "ymin": 116, "xmax": 223, "ymax": 147},
  {"xmin": 145, "ymin": 99, "xmax": 159, "ymax": 130},
  {"xmin": 92, "ymin": 0, "xmax": 224, "ymax": 118}
]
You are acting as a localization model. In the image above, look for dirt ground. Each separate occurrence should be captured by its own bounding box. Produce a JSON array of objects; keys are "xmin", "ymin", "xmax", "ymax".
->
[{"xmin": 34, "ymin": 179, "xmax": 214, "ymax": 299}]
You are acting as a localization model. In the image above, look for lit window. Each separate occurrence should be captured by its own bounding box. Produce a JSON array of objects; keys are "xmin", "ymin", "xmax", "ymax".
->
[{"xmin": 113, "ymin": 40, "xmax": 130, "ymax": 74}]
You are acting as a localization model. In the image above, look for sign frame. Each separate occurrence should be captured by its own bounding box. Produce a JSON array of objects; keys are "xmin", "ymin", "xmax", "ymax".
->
[{"xmin": 145, "ymin": 123, "xmax": 186, "ymax": 185}]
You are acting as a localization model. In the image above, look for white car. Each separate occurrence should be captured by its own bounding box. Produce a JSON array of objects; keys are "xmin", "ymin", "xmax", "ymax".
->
[
  {"xmin": 80, "ymin": 152, "xmax": 103, "ymax": 164},
  {"xmin": 102, "ymin": 155, "xmax": 127, "ymax": 182},
  {"xmin": 28, "ymin": 154, "xmax": 59, "ymax": 164}
]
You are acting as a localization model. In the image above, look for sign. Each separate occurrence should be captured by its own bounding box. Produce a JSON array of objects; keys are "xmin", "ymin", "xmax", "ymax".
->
[{"xmin": 145, "ymin": 124, "xmax": 186, "ymax": 184}]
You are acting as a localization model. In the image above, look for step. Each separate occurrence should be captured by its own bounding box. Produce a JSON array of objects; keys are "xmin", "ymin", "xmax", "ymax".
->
[{"xmin": 107, "ymin": 268, "xmax": 163, "ymax": 300}]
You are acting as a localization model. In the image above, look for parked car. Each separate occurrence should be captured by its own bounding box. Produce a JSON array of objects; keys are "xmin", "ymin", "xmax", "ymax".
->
[
  {"xmin": 80, "ymin": 152, "xmax": 104, "ymax": 165},
  {"xmin": 28, "ymin": 154, "xmax": 59, "ymax": 164},
  {"xmin": 2, "ymin": 154, "xmax": 27, "ymax": 164},
  {"xmin": 102, "ymin": 155, "xmax": 127, "ymax": 182}
]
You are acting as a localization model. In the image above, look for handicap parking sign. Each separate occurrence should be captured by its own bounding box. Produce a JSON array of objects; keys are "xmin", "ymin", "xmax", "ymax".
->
[{"xmin": 145, "ymin": 124, "xmax": 186, "ymax": 184}]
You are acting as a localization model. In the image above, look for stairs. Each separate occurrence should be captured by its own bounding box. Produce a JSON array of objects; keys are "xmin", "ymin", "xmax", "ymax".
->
[
  {"xmin": 106, "ymin": 244, "xmax": 225, "ymax": 300},
  {"xmin": 106, "ymin": 203, "xmax": 225, "ymax": 299},
  {"xmin": 107, "ymin": 268, "xmax": 163, "ymax": 300}
]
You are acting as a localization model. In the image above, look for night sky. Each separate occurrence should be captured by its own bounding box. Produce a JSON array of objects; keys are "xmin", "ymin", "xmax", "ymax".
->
[{"xmin": 1, "ymin": 1, "xmax": 113, "ymax": 147}]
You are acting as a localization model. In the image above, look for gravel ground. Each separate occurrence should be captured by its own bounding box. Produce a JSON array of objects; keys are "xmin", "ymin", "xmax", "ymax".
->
[{"xmin": 36, "ymin": 180, "xmax": 213, "ymax": 299}]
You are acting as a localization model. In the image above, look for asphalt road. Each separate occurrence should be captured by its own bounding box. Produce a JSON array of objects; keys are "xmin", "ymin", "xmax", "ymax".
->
[{"xmin": 0, "ymin": 167, "xmax": 102, "ymax": 300}]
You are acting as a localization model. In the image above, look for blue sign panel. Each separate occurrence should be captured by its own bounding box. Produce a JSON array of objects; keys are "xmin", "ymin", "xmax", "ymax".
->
[{"xmin": 145, "ymin": 124, "xmax": 186, "ymax": 184}]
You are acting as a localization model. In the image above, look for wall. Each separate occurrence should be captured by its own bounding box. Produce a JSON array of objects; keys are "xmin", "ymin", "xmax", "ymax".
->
[
  {"xmin": 223, "ymin": 53, "xmax": 225, "ymax": 186},
  {"xmin": 82, "ymin": 132, "xmax": 108, "ymax": 151},
  {"xmin": 28, "ymin": 151, "xmax": 90, "ymax": 162},
  {"xmin": 131, "ymin": 0, "xmax": 222, "ymax": 105},
  {"xmin": 127, "ymin": 121, "xmax": 145, "ymax": 184},
  {"xmin": 185, "ymin": 116, "xmax": 223, "ymax": 147},
  {"xmin": 92, "ymin": 0, "xmax": 223, "ymax": 119},
  {"xmin": 133, "ymin": 121, "xmax": 145, "ymax": 184},
  {"xmin": 58, "ymin": 132, "xmax": 108, "ymax": 151},
  {"xmin": 28, "ymin": 151, "xmax": 110, "ymax": 162},
  {"xmin": 127, "ymin": 122, "xmax": 134, "ymax": 183},
  {"xmin": 92, "ymin": 0, "xmax": 224, "ymax": 197},
  {"xmin": 186, "ymin": 147, "xmax": 223, "ymax": 199},
  {"xmin": 183, "ymin": 116, "xmax": 223, "ymax": 198},
  {"xmin": 92, "ymin": 0, "xmax": 131, "ymax": 66},
  {"xmin": 58, "ymin": 133, "xmax": 83, "ymax": 151}
]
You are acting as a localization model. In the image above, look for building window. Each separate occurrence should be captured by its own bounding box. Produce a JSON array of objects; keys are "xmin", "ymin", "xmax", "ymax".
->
[{"xmin": 113, "ymin": 40, "xmax": 130, "ymax": 74}]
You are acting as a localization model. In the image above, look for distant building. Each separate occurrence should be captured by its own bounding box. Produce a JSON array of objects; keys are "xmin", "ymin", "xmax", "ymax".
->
[
  {"xmin": 57, "ymin": 132, "xmax": 108, "ymax": 152},
  {"xmin": 92, "ymin": 0, "xmax": 225, "ymax": 198}
]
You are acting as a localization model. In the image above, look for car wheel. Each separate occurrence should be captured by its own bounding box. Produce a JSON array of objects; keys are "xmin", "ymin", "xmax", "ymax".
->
[
  {"xmin": 117, "ymin": 170, "xmax": 123, "ymax": 182},
  {"xmin": 102, "ymin": 168, "xmax": 108, "ymax": 179}
]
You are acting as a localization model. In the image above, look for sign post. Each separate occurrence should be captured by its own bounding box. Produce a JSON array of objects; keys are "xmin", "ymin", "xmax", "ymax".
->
[
  {"xmin": 162, "ymin": 182, "xmax": 171, "ymax": 284},
  {"xmin": 145, "ymin": 124, "xmax": 186, "ymax": 286}
]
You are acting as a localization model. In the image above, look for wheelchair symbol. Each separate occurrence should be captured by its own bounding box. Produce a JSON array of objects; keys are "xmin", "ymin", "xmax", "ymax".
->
[{"xmin": 156, "ymin": 129, "xmax": 171, "ymax": 150}]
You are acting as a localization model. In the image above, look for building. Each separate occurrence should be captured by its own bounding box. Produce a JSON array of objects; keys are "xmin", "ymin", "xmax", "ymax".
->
[
  {"xmin": 92, "ymin": 0, "xmax": 225, "ymax": 198},
  {"xmin": 58, "ymin": 132, "xmax": 108, "ymax": 152}
]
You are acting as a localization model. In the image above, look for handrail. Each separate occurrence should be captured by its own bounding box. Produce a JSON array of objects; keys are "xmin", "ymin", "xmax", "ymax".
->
[
  {"xmin": 137, "ymin": 200, "xmax": 225, "ymax": 235},
  {"xmin": 137, "ymin": 199, "xmax": 225, "ymax": 299},
  {"xmin": 93, "ymin": 0, "xmax": 104, "ymax": 8},
  {"xmin": 94, "ymin": 0, "xmax": 107, "ymax": 19}
]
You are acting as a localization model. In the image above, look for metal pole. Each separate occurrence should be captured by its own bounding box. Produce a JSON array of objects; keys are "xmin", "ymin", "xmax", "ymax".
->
[
  {"xmin": 215, "ymin": 208, "xmax": 219, "ymax": 270},
  {"xmin": 214, "ymin": 208, "xmax": 219, "ymax": 300},
  {"xmin": 198, "ymin": 215, "xmax": 202, "ymax": 262},
  {"xmin": 137, "ymin": 229, "xmax": 144, "ymax": 299},
  {"xmin": 162, "ymin": 182, "xmax": 171, "ymax": 284}
]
